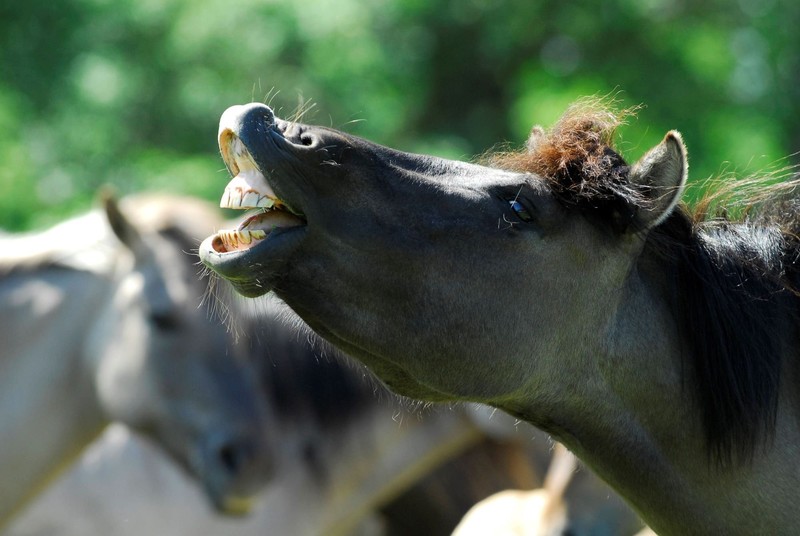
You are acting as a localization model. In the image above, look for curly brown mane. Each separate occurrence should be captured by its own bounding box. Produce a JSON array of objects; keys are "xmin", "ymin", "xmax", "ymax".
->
[{"xmin": 487, "ymin": 97, "xmax": 628, "ymax": 176}]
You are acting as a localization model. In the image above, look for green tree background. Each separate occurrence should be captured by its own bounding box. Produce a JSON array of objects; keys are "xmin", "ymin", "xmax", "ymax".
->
[{"xmin": 1, "ymin": 0, "xmax": 798, "ymax": 231}]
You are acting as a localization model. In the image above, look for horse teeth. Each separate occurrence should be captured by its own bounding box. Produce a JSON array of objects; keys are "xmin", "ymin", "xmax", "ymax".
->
[
  {"xmin": 219, "ymin": 230, "xmax": 267, "ymax": 252},
  {"xmin": 219, "ymin": 188, "xmax": 277, "ymax": 210},
  {"xmin": 220, "ymin": 167, "xmax": 277, "ymax": 210},
  {"xmin": 240, "ymin": 191, "xmax": 260, "ymax": 208}
]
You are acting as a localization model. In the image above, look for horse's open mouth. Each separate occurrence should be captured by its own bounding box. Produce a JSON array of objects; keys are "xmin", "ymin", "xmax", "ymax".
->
[{"xmin": 208, "ymin": 133, "xmax": 305, "ymax": 255}]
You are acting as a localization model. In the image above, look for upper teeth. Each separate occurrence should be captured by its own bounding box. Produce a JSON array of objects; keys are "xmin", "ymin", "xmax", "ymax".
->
[
  {"xmin": 220, "ymin": 180, "xmax": 276, "ymax": 209},
  {"xmin": 220, "ymin": 137, "xmax": 277, "ymax": 209}
]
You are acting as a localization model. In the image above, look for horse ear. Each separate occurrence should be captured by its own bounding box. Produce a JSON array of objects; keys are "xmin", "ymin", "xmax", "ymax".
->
[
  {"xmin": 629, "ymin": 131, "xmax": 688, "ymax": 230},
  {"xmin": 526, "ymin": 125, "xmax": 546, "ymax": 153},
  {"xmin": 101, "ymin": 190, "xmax": 147, "ymax": 257}
]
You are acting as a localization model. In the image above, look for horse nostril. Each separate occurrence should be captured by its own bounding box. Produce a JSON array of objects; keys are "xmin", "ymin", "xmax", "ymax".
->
[{"xmin": 218, "ymin": 443, "xmax": 243, "ymax": 474}]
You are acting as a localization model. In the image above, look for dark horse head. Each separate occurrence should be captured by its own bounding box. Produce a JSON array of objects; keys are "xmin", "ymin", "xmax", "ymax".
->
[
  {"xmin": 200, "ymin": 99, "xmax": 685, "ymax": 398},
  {"xmin": 200, "ymin": 99, "xmax": 799, "ymax": 472}
]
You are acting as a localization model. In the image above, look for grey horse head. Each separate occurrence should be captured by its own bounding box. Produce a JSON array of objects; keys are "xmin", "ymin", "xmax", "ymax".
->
[{"xmin": 92, "ymin": 194, "xmax": 274, "ymax": 513}]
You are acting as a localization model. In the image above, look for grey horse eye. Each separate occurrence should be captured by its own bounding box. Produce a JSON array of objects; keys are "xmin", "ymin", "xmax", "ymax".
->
[
  {"xmin": 150, "ymin": 311, "xmax": 180, "ymax": 331},
  {"xmin": 509, "ymin": 199, "xmax": 533, "ymax": 222}
]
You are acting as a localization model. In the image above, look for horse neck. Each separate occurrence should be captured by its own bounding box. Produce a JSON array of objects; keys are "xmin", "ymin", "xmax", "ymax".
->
[
  {"xmin": 530, "ymin": 243, "xmax": 800, "ymax": 535},
  {"xmin": 0, "ymin": 265, "xmax": 112, "ymax": 527}
]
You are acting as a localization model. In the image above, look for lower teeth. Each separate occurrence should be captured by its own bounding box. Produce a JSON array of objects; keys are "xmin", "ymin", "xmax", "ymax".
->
[{"xmin": 220, "ymin": 229, "xmax": 267, "ymax": 251}]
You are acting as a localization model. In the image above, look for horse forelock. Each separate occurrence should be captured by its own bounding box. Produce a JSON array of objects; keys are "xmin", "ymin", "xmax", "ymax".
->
[{"xmin": 484, "ymin": 97, "xmax": 643, "ymax": 233}]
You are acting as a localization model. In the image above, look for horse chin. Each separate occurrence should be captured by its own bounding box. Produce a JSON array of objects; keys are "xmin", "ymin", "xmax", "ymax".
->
[{"xmin": 199, "ymin": 458, "xmax": 266, "ymax": 517}]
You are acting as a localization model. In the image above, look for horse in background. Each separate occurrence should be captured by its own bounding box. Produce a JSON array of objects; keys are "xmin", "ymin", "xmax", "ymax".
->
[
  {"xmin": 453, "ymin": 443, "xmax": 577, "ymax": 535},
  {"xmin": 0, "ymin": 193, "xmax": 273, "ymax": 528},
  {"xmin": 452, "ymin": 443, "xmax": 650, "ymax": 535},
  {"xmin": 9, "ymin": 296, "xmax": 644, "ymax": 535}
]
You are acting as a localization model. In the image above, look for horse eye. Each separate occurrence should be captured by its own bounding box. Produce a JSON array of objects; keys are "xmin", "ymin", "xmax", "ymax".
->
[
  {"xmin": 150, "ymin": 312, "xmax": 180, "ymax": 331},
  {"xmin": 509, "ymin": 199, "xmax": 534, "ymax": 222}
]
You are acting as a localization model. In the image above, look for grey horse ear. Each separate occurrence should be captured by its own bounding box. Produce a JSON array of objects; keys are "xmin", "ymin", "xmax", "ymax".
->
[
  {"xmin": 101, "ymin": 190, "xmax": 147, "ymax": 257},
  {"xmin": 629, "ymin": 131, "xmax": 688, "ymax": 230},
  {"xmin": 526, "ymin": 125, "xmax": 546, "ymax": 153}
]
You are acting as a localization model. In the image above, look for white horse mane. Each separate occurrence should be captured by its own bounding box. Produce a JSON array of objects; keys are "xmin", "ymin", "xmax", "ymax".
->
[
  {"xmin": 0, "ymin": 210, "xmax": 120, "ymax": 275},
  {"xmin": 0, "ymin": 194, "xmax": 223, "ymax": 276}
]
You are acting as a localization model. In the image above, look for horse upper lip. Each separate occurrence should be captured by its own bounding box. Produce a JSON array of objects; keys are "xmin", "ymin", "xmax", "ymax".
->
[{"xmin": 217, "ymin": 103, "xmax": 293, "ymax": 212}]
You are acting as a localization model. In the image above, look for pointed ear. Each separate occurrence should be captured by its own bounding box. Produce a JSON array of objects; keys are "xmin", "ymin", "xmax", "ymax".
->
[
  {"xmin": 101, "ymin": 190, "xmax": 147, "ymax": 257},
  {"xmin": 629, "ymin": 131, "xmax": 688, "ymax": 230},
  {"xmin": 526, "ymin": 125, "xmax": 546, "ymax": 153}
]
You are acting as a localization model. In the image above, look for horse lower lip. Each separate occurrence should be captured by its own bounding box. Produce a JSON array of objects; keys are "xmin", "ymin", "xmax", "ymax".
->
[{"xmin": 200, "ymin": 226, "xmax": 304, "ymax": 298}]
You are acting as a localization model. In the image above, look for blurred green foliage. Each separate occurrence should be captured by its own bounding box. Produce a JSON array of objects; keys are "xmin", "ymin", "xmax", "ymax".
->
[{"xmin": 1, "ymin": 0, "xmax": 798, "ymax": 230}]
